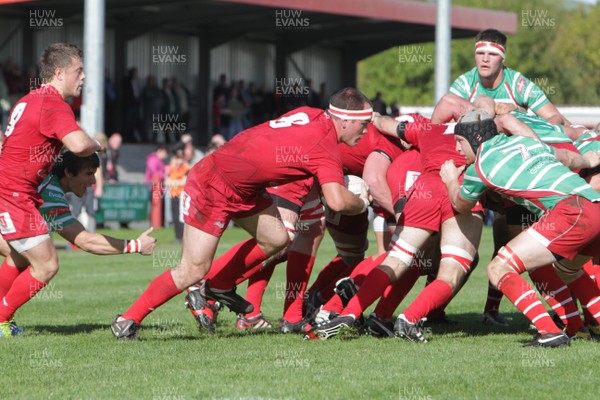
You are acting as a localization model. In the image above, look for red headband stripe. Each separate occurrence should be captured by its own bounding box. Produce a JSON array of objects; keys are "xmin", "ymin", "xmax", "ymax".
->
[
  {"xmin": 328, "ymin": 104, "xmax": 373, "ymax": 120},
  {"xmin": 475, "ymin": 41, "xmax": 506, "ymax": 59}
]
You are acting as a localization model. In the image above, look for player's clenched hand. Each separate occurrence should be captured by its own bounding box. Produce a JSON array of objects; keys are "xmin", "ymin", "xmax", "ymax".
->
[
  {"xmin": 439, "ymin": 160, "xmax": 465, "ymax": 184},
  {"xmin": 138, "ymin": 227, "xmax": 157, "ymax": 255}
]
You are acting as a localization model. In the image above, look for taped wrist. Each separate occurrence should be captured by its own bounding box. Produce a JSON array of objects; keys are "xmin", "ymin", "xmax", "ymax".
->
[{"xmin": 124, "ymin": 239, "xmax": 142, "ymax": 253}]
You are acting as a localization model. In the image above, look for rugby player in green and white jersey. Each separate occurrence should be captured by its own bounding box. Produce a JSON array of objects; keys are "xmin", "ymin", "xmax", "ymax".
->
[
  {"xmin": 431, "ymin": 29, "xmax": 569, "ymax": 126},
  {"xmin": 0, "ymin": 151, "xmax": 157, "ymax": 335},
  {"xmin": 440, "ymin": 112, "xmax": 600, "ymax": 347}
]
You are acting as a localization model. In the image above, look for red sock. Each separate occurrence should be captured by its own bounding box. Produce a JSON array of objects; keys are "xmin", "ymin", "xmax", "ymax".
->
[
  {"xmin": 0, "ymin": 260, "xmax": 22, "ymax": 299},
  {"xmin": 497, "ymin": 272, "xmax": 560, "ymax": 334},
  {"xmin": 321, "ymin": 294, "xmax": 344, "ymax": 314},
  {"xmin": 236, "ymin": 252, "xmax": 287, "ymax": 286},
  {"xmin": 282, "ymin": 251, "xmax": 316, "ymax": 323},
  {"xmin": 206, "ymin": 239, "xmax": 269, "ymax": 290},
  {"xmin": 484, "ymin": 282, "xmax": 504, "ymax": 312},
  {"xmin": 307, "ymin": 256, "xmax": 348, "ymax": 294},
  {"xmin": 403, "ymin": 280, "xmax": 452, "ymax": 323},
  {"xmin": 530, "ymin": 265, "xmax": 583, "ymax": 335},
  {"xmin": 581, "ymin": 261, "xmax": 600, "ymax": 323},
  {"xmin": 0, "ymin": 267, "xmax": 47, "ymax": 322},
  {"xmin": 321, "ymin": 254, "xmax": 386, "ymax": 314},
  {"xmin": 123, "ymin": 270, "xmax": 181, "ymax": 324},
  {"xmin": 568, "ymin": 271, "xmax": 600, "ymax": 325},
  {"xmin": 374, "ymin": 266, "xmax": 420, "ymax": 320},
  {"xmin": 582, "ymin": 260, "xmax": 600, "ymax": 289},
  {"xmin": 243, "ymin": 264, "xmax": 276, "ymax": 318},
  {"xmin": 350, "ymin": 253, "xmax": 387, "ymax": 285},
  {"xmin": 341, "ymin": 267, "xmax": 390, "ymax": 318}
]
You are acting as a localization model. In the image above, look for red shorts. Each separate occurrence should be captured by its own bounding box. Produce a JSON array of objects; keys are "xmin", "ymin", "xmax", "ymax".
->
[
  {"xmin": 387, "ymin": 150, "xmax": 422, "ymax": 206},
  {"xmin": 0, "ymin": 191, "xmax": 47, "ymax": 241},
  {"xmin": 528, "ymin": 196, "xmax": 600, "ymax": 259},
  {"xmin": 182, "ymin": 158, "xmax": 273, "ymax": 237},
  {"xmin": 266, "ymin": 177, "xmax": 314, "ymax": 211},
  {"xmin": 397, "ymin": 172, "xmax": 483, "ymax": 232}
]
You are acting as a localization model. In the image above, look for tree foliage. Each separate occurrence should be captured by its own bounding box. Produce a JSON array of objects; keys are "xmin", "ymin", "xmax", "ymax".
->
[{"xmin": 358, "ymin": 0, "xmax": 600, "ymax": 106}]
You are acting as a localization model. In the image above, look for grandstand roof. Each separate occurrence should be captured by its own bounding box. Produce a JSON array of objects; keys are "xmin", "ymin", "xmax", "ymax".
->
[{"xmin": 1, "ymin": 0, "xmax": 517, "ymax": 59}]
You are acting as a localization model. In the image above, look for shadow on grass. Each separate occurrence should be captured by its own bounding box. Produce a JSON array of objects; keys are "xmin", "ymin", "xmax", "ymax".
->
[
  {"xmin": 28, "ymin": 323, "xmax": 108, "ymax": 335},
  {"xmin": 422, "ymin": 311, "xmax": 533, "ymax": 337}
]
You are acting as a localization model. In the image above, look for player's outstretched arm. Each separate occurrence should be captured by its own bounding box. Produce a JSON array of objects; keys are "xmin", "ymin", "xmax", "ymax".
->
[
  {"xmin": 58, "ymin": 222, "xmax": 157, "ymax": 255},
  {"xmin": 62, "ymin": 130, "xmax": 104, "ymax": 156},
  {"xmin": 535, "ymin": 103, "xmax": 571, "ymax": 126}
]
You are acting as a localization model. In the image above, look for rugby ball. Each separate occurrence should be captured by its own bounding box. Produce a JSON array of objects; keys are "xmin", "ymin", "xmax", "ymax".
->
[{"xmin": 344, "ymin": 175, "xmax": 369, "ymax": 196}]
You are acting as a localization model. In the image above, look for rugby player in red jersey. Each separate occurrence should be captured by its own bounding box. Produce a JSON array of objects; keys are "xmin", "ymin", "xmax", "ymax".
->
[
  {"xmin": 308, "ymin": 112, "xmax": 484, "ymax": 341},
  {"xmin": 111, "ymin": 88, "xmax": 373, "ymax": 339},
  {"xmin": 0, "ymin": 43, "xmax": 102, "ymax": 337}
]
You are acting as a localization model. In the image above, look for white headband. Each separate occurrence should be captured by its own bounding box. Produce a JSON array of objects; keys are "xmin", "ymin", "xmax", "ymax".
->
[
  {"xmin": 328, "ymin": 104, "xmax": 373, "ymax": 121},
  {"xmin": 475, "ymin": 41, "xmax": 506, "ymax": 59}
]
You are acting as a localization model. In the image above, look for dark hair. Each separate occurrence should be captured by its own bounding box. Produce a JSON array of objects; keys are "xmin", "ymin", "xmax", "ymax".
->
[
  {"xmin": 52, "ymin": 150, "xmax": 100, "ymax": 179},
  {"xmin": 39, "ymin": 43, "xmax": 83, "ymax": 82},
  {"xmin": 171, "ymin": 142, "xmax": 185, "ymax": 157},
  {"xmin": 328, "ymin": 87, "xmax": 371, "ymax": 112},
  {"xmin": 475, "ymin": 29, "xmax": 507, "ymax": 49}
]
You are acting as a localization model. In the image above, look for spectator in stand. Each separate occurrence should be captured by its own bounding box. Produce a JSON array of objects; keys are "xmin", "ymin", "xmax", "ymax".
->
[
  {"xmin": 213, "ymin": 73, "xmax": 229, "ymax": 102},
  {"xmin": 142, "ymin": 75, "xmax": 164, "ymax": 143},
  {"xmin": 161, "ymin": 77, "xmax": 180, "ymax": 144},
  {"xmin": 145, "ymin": 144, "xmax": 168, "ymax": 186},
  {"xmin": 226, "ymin": 87, "xmax": 245, "ymax": 140},
  {"xmin": 205, "ymin": 134, "xmax": 227, "ymax": 155},
  {"xmin": 107, "ymin": 133, "xmax": 122, "ymax": 183},
  {"xmin": 371, "ymin": 91, "xmax": 387, "ymax": 115},
  {"xmin": 145, "ymin": 145, "xmax": 168, "ymax": 228},
  {"xmin": 172, "ymin": 77, "xmax": 190, "ymax": 135},
  {"xmin": 104, "ymin": 68, "xmax": 117, "ymax": 135},
  {"xmin": 180, "ymin": 133, "xmax": 204, "ymax": 167},
  {"xmin": 210, "ymin": 133, "xmax": 226, "ymax": 148},
  {"xmin": 212, "ymin": 93, "xmax": 229, "ymax": 135},
  {"xmin": 122, "ymin": 67, "xmax": 142, "ymax": 143},
  {"xmin": 317, "ymin": 82, "xmax": 328, "ymax": 109},
  {"xmin": 306, "ymin": 79, "xmax": 321, "ymax": 108},
  {"xmin": 165, "ymin": 144, "xmax": 191, "ymax": 243}
]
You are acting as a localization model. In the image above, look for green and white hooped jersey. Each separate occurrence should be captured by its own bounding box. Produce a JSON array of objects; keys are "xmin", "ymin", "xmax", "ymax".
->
[
  {"xmin": 38, "ymin": 174, "xmax": 77, "ymax": 232},
  {"xmin": 510, "ymin": 110, "xmax": 571, "ymax": 144},
  {"xmin": 461, "ymin": 135, "xmax": 600, "ymax": 217},
  {"xmin": 450, "ymin": 67, "xmax": 549, "ymax": 112},
  {"xmin": 575, "ymin": 130, "xmax": 600, "ymax": 154}
]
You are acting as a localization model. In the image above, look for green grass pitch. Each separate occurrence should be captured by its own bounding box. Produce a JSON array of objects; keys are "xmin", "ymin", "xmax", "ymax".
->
[{"xmin": 0, "ymin": 226, "xmax": 597, "ymax": 399}]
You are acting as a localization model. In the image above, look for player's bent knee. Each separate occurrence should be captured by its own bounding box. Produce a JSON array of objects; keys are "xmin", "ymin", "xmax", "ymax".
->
[
  {"xmin": 496, "ymin": 246, "xmax": 527, "ymax": 274},
  {"xmin": 440, "ymin": 245, "xmax": 474, "ymax": 275}
]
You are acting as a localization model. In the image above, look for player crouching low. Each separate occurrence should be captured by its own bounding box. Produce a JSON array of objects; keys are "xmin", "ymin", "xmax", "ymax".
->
[
  {"xmin": 440, "ymin": 111, "xmax": 600, "ymax": 348},
  {"xmin": 0, "ymin": 151, "xmax": 156, "ymax": 337}
]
